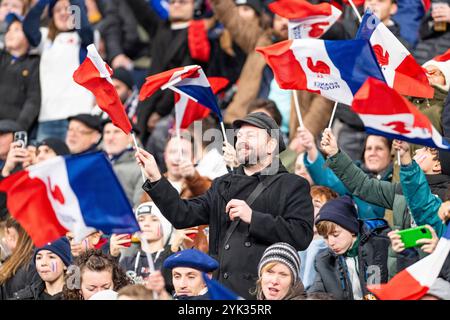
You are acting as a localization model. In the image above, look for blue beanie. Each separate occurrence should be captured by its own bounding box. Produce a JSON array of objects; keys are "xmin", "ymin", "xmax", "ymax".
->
[
  {"xmin": 315, "ymin": 195, "xmax": 360, "ymax": 234},
  {"xmin": 34, "ymin": 237, "xmax": 73, "ymax": 267},
  {"xmin": 163, "ymin": 249, "xmax": 219, "ymax": 273}
]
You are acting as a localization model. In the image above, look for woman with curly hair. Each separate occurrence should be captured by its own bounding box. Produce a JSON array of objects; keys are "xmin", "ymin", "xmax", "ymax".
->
[{"xmin": 62, "ymin": 249, "xmax": 130, "ymax": 300}]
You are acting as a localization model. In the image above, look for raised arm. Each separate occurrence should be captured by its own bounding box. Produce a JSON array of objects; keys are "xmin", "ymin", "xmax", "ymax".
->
[
  {"xmin": 321, "ymin": 129, "xmax": 397, "ymax": 210},
  {"xmin": 126, "ymin": 0, "xmax": 161, "ymax": 39},
  {"xmin": 395, "ymin": 140, "xmax": 446, "ymax": 237},
  {"xmin": 23, "ymin": 0, "xmax": 47, "ymax": 47},
  {"xmin": 136, "ymin": 148, "xmax": 210, "ymax": 228},
  {"xmin": 209, "ymin": 0, "xmax": 265, "ymax": 54}
]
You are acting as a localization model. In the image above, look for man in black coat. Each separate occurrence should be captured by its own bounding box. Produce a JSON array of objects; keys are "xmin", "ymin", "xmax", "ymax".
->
[{"xmin": 135, "ymin": 112, "xmax": 314, "ymax": 299}]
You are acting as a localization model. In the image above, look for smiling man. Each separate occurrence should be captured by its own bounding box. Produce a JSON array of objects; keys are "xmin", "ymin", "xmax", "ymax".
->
[
  {"xmin": 135, "ymin": 112, "xmax": 314, "ymax": 299},
  {"xmin": 163, "ymin": 248, "xmax": 219, "ymax": 300}
]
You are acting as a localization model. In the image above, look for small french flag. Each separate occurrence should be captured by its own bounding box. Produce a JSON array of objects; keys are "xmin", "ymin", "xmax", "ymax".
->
[
  {"xmin": 356, "ymin": 10, "xmax": 434, "ymax": 99},
  {"xmin": 256, "ymin": 38, "xmax": 385, "ymax": 106},
  {"xmin": 139, "ymin": 65, "xmax": 224, "ymax": 122},
  {"xmin": 268, "ymin": 0, "xmax": 342, "ymax": 39},
  {"xmin": 73, "ymin": 44, "xmax": 132, "ymax": 134}
]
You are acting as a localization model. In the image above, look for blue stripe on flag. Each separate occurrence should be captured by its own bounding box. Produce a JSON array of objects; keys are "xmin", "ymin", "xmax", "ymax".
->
[
  {"xmin": 176, "ymin": 85, "xmax": 223, "ymax": 121},
  {"xmin": 65, "ymin": 152, "xmax": 139, "ymax": 235},
  {"xmin": 324, "ymin": 39, "xmax": 386, "ymax": 96},
  {"xmin": 365, "ymin": 127, "xmax": 450, "ymax": 151}
]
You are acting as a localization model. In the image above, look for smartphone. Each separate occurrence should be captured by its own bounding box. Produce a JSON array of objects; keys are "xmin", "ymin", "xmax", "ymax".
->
[
  {"xmin": 398, "ymin": 226, "xmax": 432, "ymax": 249},
  {"xmin": 121, "ymin": 234, "xmax": 132, "ymax": 247},
  {"xmin": 14, "ymin": 131, "xmax": 27, "ymax": 149}
]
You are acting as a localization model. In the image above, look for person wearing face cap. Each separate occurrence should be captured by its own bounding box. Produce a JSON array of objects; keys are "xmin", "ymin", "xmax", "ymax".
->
[
  {"xmin": 0, "ymin": 12, "xmax": 40, "ymax": 133},
  {"xmin": 65, "ymin": 114, "xmax": 102, "ymax": 155},
  {"xmin": 111, "ymin": 201, "xmax": 174, "ymax": 293},
  {"xmin": 136, "ymin": 111, "xmax": 314, "ymax": 299}
]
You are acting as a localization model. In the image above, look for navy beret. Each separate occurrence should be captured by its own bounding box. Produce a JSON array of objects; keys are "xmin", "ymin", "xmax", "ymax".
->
[{"xmin": 163, "ymin": 249, "xmax": 219, "ymax": 273}]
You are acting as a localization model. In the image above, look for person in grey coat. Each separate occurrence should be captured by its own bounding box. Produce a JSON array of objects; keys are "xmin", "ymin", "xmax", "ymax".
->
[{"xmin": 102, "ymin": 120, "xmax": 143, "ymax": 207}]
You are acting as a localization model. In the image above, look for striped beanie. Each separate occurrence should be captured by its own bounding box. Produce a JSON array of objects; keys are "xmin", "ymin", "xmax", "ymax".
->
[{"xmin": 258, "ymin": 242, "xmax": 301, "ymax": 283}]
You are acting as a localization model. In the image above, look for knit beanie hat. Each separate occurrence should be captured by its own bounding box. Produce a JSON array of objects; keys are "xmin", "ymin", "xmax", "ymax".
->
[
  {"xmin": 315, "ymin": 195, "xmax": 360, "ymax": 235},
  {"xmin": 258, "ymin": 242, "xmax": 301, "ymax": 283},
  {"xmin": 38, "ymin": 138, "xmax": 71, "ymax": 156},
  {"xmin": 34, "ymin": 236, "xmax": 73, "ymax": 267}
]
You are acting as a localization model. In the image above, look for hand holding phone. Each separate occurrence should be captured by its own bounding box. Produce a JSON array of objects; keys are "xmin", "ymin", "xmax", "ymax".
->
[
  {"xmin": 13, "ymin": 131, "xmax": 27, "ymax": 149},
  {"xmin": 397, "ymin": 226, "xmax": 433, "ymax": 249}
]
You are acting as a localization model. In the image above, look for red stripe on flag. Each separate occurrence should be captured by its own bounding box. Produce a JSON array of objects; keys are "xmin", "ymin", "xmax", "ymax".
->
[
  {"xmin": 256, "ymin": 40, "xmax": 308, "ymax": 91},
  {"xmin": 268, "ymin": 0, "xmax": 333, "ymax": 19},
  {"xmin": 73, "ymin": 58, "xmax": 132, "ymax": 134},
  {"xmin": 394, "ymin": 55, "xmax": 434, "ymax": 98},
  {"xmin": 368, "ymin": 269, "xmax": 429, "ymax": 300},
  {"xmin": 0, "ymin": 171, "xmax": 67, "ymax": 247}
]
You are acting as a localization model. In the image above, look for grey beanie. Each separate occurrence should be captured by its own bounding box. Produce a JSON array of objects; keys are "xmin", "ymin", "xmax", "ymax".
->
[{"xmin": 258, "ymin": 242, "xmax": 301, "ymax": 283}]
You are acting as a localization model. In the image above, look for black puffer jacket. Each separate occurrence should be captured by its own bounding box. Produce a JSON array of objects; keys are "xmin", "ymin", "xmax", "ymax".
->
[
  {"xmin": 0, "ymin": 51, "xmax": 40, "ymax": 131},
  {"xmin": 308, "ymin": 219, "xmax": 391, "ymax": 300},
  {"xmin": 11, "ymin": 279, "xmax": 62, "ymax": 300},
  {"xmin": 0, "ymin": 260, "xmax": 40, "ymax": 300}
]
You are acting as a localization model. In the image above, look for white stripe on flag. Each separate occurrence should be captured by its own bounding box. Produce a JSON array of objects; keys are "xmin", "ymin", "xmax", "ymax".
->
[
  {"xmin": 28, "ymin": 157, "xmax": 96, "ymax": 242},
  {"xmin": 87, "ymin": 44, "xmax": 113, "ymax": 83}
]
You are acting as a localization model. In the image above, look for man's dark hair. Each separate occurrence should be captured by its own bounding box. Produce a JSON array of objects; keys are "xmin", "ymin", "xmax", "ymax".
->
[{"xmin": 247, "ymin": 99, "xmax": 283, "ymax": 127}]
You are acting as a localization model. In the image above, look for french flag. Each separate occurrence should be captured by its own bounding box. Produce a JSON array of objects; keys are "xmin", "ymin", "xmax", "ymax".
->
[
  {"xmin": 73, "ymin": 44, "xmax": 132, "ymax": 134},
  {"xmin": 139, "ymin": 65, "xmax": 224, "ymax": 121},
  {"xmin": 356, "ymin": 10, "xmax": 434, "ymax": 99},
  {"xmin": 368, "ymin": 225, "xmax": 450, "ymax": 300},
  {"xmin": 0, "ymin": 153, "xmax": 140, "ymax": 247},
  {"xmin": 352, "ymin": 78, "xmax": 450, "ymax": 150},
  {"xmin": 256, "ymin": 39, "xmax": 385, "ymax": 106},
  {"xmin": 268, "ymin": 0, "xmax": 342, "ymax": 39},
  {"xmin": 174, "ymin": 77, "xmax": 229, "ymax": 130}
]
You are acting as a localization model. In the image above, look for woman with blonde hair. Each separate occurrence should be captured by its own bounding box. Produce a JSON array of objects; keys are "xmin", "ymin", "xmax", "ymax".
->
[
  {"xmin": 254, "ymin": 242, "xmax": 305, "ymax": 300},
  {"xmin": 0, "ymin": 216, "xmax": 39, "ymax": 299}
]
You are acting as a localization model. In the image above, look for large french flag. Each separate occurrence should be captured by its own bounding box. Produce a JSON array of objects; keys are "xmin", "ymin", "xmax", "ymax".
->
[
  {"xmin": 352, "ymin": 78, "xmax": 450, "ymax": 150},
  {"xmin": 0, "ymin": 153, "xmax": 139, "ymax": 247},
  {"xmin": 356, "ymin": 10, "xmax": 434, "ymax": 99},
  {"xmin": 174, "ymin": 77, "xmax": 229, "ymax": 130},
  {"xmin": 268, "ymin": 0, "xmax": 342, "ymax": 39},
  {"xmin": 139, "ymin": 65, "xmax": 224, "ymax": 121},
  {"xmin": 256, "ymin": 39, "xmax": 385, "ymax": 105},
  {"xmin": 369, "ymin": 225, "xmax": 450, "ymax": 300},
  {"xmin": 73, "ymin": 44, "xmax": 132, "ymax": 134}
]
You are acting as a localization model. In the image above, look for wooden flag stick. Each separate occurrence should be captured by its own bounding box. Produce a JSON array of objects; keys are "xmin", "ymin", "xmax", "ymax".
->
[
  {"xmin": 293, "ymin": 91, "xmax": 304, "ymax": 128},
  {"xmin": 131, "ymin": 132, "xmax": 147, "ymax": 183}
]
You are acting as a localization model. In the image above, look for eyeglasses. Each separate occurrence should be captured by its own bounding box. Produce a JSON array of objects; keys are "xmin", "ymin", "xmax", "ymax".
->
[{"xmin": 67, "ymin": 127, "xmax": 95, "ymax": 135}]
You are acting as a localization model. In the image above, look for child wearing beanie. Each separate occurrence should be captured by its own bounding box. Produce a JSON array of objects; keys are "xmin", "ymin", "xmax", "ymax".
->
[
  {"xmin": 308, "ymin": 196, "xmax": 390, "ymax": 300},
  {"xmin": 12, "ymin": 236, "xmax": 73, "ymax": 300}
]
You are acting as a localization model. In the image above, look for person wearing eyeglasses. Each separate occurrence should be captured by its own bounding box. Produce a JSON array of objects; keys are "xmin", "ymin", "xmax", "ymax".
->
[{"xmin": 65, "ymin": 114, "xmax": 102, "ymax": 155}]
